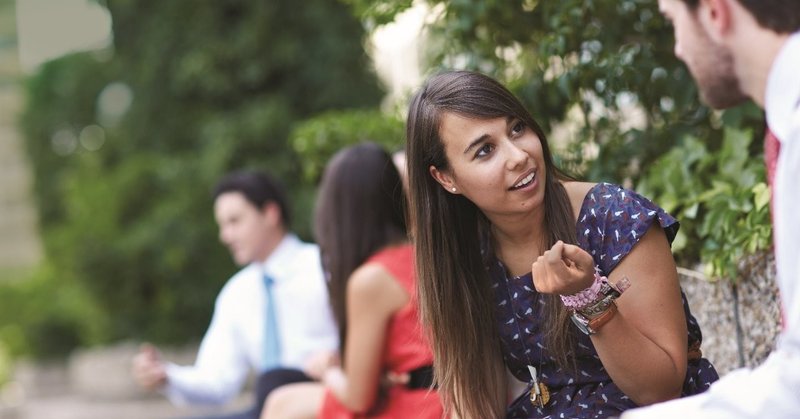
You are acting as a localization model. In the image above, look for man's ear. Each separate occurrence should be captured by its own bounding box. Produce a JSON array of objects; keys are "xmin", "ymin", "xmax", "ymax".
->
[
  {"xmin": 429, "ymin": 165, "xmax": 459, "ymax": 194},
  {"xmin": 699, "ymin": 0, "xmax": 733, "ymax": 42},
  {"xmin": 261, "ymin": 202, "xmax": 282, "ymax": 227}
]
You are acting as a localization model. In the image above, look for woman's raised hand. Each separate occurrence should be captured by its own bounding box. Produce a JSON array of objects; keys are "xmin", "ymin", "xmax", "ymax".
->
[{"xmin": 531, "ymin": 240, "xmax": 596, "ymax": 295}]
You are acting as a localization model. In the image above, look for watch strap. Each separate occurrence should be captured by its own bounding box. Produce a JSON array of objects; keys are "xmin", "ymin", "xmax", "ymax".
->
[
  {"xmin": 578, "ymin": 292, "xmax": 616, "ymax": 317},
  {"xmin": 587, "ymin": 300, "xmax": 618, "ymax": 333}
]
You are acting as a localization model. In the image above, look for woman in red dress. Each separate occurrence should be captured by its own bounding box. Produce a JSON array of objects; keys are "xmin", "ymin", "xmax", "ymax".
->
[{"xmin": 261, "ymin": 142, "xmax": 443, "ymax": 418}]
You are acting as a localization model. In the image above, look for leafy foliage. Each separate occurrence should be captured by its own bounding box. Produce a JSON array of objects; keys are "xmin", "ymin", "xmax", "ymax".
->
[
  {"xmin": 344, "ymin": 0, "xmax": 415, "ymax": 27},
  {"xmin": 350, "ymin": 0, "xmax": 771, "ymax": 280},
  {"xmin": 16, "ymin": 0, "xmax": 384, "ymax": 355},
  {"xmin": 638, "ymin": 124, "xmax": 772, "ymax": 279},
  {"xmin": 0, "ymin": 265, "xmax": 103, "ymax": 360},
  {"xmin": 290, "ymin": 109, "xmax": 405, "ymax": 183}
]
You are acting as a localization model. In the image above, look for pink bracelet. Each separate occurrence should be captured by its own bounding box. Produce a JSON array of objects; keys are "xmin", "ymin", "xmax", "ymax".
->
[{"xmin": 560, "ymin": 272, "xmax": 607, "ymax": 310}]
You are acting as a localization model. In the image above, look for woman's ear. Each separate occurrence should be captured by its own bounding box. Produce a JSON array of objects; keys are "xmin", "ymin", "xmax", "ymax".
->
[{"xmin": 429, "ymin": 165, "xmax": 459, "ymax": 194}]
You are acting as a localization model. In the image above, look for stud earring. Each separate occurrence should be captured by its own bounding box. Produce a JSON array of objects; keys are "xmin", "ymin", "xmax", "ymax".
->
[{"xmin": 451, "ymin": 187, "xmax": 457, "ymax": 192}]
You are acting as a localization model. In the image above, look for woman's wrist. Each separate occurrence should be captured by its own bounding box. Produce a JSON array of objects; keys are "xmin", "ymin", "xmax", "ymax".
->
[
  {"xmin": 560, "ymin": 272, "xmax": 631, "ymax": 313},
  {"xmin": 559, "ymin": 272, "xmax": 606, "ymax": 310},
  {"xmin": 566, "ymin": 275, "xmax": 631, "ymax": 335}
]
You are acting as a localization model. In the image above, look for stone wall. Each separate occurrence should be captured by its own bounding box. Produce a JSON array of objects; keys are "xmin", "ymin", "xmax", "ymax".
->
[{"xmin": 679, "ymin": 251, "xmax": 781, "ymax": 375}]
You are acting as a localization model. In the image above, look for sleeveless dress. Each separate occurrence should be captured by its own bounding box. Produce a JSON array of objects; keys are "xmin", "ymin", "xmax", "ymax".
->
[
  {"xmin": 488, "ymin": 183, "xmax": 719, "ymax": 418},
  {"xmin": 319, "ymin": 245, "xmax": 444, "ymax": 418}
]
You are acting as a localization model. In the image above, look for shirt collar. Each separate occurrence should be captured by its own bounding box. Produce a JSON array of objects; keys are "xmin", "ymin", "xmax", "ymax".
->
[
  {"xmin": 259, "ymin": 233, "xmax": 302, "ymax": 282},
  {"xmin": 766, "ymin": 31, "xmax": 800, "ymax": 143}
]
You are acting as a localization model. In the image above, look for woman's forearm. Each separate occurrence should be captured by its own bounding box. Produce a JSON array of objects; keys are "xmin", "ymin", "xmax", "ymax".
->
[
  {"xmin": 589, "ymin": 310, "xmax": 686, "ymax": 405},
  {"xmin": 322, "ymin": 366, "xmax": 376, "ymax": 412}
]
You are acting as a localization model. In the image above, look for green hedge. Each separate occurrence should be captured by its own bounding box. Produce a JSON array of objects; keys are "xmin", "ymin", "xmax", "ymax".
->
[
  {"xmin": 291, "ymin": 109, "xmax": 406, "ymax": 183},
  {"xmin": 11, "ymin": 0, "xmax": 385, "ymax": 358}
]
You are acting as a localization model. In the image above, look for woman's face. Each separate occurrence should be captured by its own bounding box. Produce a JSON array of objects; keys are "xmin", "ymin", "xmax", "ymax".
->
[{"xmin": 430, "ymin": 112, "xmax": 547, "ymax": 218}]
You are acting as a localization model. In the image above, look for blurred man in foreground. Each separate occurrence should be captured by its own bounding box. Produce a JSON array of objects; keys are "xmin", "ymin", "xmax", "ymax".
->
[{"xmin": 624, "ymin": 1, "xmax": 799, "ymax": 417}]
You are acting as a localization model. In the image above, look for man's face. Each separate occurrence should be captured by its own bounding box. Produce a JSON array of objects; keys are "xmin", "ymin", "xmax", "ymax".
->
[
  {"xmin": 214, "ymin": 191, "xmax": 275, "ymax": 266},
  {"xmin": 659, "ymin": 0, "xmax": 747, "ymax": 108}
]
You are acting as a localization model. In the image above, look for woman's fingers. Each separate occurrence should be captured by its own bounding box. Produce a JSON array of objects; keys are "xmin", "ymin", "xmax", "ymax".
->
[
  {"xmin": 532, "ymin": 241, "xmax": 595, "ymax": 294},
  {"xmin": 561, "ymin": 243, "xmax": 595, "ymax": 269}
]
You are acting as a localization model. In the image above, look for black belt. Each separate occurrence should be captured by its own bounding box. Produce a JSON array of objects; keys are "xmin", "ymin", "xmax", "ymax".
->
[
  {"xmin": 406, "ymin": 365, "xmax": 436, "ymax": 390},
  {"xmin": 368, "ymin": 365, "xmax": 437, "ymax": 415}
]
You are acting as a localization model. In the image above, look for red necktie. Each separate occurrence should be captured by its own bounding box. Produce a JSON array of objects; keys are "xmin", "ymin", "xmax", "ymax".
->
[
  {"xmin": 765, "ymin": 128, "xmax": 785, "ymax": 330},
  {"xmin": 765, "ymin": 128, "xmax": 781, "ymax": 190}
]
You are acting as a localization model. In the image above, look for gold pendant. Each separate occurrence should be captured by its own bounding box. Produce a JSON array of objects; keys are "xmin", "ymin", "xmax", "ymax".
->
[
  {"xmin": 526, "ymin": 366, "xmax": 550, "ymax": 408},
  {"xmin": 529, "ymin": 382, "xmax": 551, "ymax": 407}
]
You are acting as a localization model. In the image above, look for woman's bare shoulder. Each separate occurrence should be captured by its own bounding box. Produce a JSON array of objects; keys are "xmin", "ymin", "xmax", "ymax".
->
[
  {"xmin": 347, "ymin": 262, "xmax": 408, "ymax": 314},
  {"xmin": 562, "ymin": 181, "xmax": 597, "ymax": 218}
]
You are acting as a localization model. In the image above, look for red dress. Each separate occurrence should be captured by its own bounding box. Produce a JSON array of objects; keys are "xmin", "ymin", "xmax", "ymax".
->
[{"xmin": 318, "ymin": 245, "xmax": 444, "ymax": 418}]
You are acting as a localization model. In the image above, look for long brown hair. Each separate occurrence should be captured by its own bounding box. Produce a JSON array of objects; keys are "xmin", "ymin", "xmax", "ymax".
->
[
  {"xmin": 313, "ymin": 142, "xmax": 408, "ymax": 355},
  {"xmin": 406, "ymin": 71, "xmax": 577, "ymax": 418}
]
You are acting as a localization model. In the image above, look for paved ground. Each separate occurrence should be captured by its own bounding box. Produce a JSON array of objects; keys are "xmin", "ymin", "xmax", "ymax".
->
[
  {"xmin": 2, "ymin": 346, "xmax": 253, "ymax": 419},
  {"xmin": 3, "ymin": 393, "xmax": 252, "ymax": 419}
]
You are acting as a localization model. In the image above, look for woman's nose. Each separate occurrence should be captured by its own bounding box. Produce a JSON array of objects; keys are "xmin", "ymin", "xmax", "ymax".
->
[{"xmin": 506, "ymin": 142, "xmax": 528, "ymax": 170}]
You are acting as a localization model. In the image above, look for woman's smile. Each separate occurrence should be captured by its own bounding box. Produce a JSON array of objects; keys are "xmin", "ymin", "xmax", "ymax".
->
[{"xmin": 510, "ymin": 168, "xmax": 537, "ymax": 190}]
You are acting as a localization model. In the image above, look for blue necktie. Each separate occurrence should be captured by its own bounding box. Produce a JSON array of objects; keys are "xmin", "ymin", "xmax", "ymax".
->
[{"xmin": 262, "ymin": 273, "xmax": 282, "ymax": 370}]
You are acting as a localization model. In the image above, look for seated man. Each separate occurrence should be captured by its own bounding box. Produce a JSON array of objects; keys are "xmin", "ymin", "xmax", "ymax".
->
[{"xmin": 132, "ymin": 170, "xmax": 338, "ymax": 419}]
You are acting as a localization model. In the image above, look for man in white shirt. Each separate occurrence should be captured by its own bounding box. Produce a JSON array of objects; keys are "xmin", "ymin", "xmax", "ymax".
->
[
  {"xmin": 132, "ymin": 170, "xmax": 338, "ymax": 418},
  {"xmin": 623, "ymin": 1, "xmax": 800, "ymax": 418}
]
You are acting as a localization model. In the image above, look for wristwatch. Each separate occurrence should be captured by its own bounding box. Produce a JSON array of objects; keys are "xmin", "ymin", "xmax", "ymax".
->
[{"xmin": 571, "ymin": 300, "xmax": 618, "ymax": 335}]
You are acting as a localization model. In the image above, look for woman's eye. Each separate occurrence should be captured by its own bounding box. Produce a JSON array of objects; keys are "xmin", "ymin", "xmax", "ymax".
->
[
  {"xmin": 476, "ymin": 143, "xmax": 493, "ymax": 157},
  {"xmin": 511, "ymin": 121, "xmax": 525, "ymax": 136}
]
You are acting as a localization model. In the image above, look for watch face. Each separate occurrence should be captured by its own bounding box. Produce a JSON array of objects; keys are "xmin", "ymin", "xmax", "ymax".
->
[{"xmin": 570, "ymin": 312, "xmax": 592, "ymax": 335}]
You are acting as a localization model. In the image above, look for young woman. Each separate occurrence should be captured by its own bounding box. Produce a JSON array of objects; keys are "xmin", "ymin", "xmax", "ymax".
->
[
  {"xmin": 261, "ymin": 142, "xmax": 443, "ymax": 418},
  {"xmin": 405, "ymin": 70, "xmax": 718, "ymax": 418}
]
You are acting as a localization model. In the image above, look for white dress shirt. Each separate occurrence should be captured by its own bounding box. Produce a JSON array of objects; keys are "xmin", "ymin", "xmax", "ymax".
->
[
  {"xmin": 623, "ymin": 32, "xmax": 800, "ymax": 419},
  {"xmin": 769, "ymin": 32, "xmax": 800, "ymax": 353},
  {"xmin": 163, "ymin": 234, "xmax": 338, "ymax": 406}
]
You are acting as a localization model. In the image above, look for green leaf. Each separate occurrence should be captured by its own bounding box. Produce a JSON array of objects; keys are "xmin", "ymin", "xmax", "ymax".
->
[{"xmin": 753, "ymin": 182, "xmax": 771, "ymax": 211}]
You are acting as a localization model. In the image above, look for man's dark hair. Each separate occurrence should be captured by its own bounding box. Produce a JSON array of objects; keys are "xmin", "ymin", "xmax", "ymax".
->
[
  {"xmin": 212, "ymin": 170, "xmax": 291, "ymax": 228},
  {"xmin": 681, "ymin": 0, "xmax": 800, "ymax": 33}
]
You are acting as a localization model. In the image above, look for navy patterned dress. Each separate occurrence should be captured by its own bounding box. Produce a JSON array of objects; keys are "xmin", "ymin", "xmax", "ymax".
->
[{"xmin": 488, "ymin": 183, "xmax": 719, "ymax": 418}]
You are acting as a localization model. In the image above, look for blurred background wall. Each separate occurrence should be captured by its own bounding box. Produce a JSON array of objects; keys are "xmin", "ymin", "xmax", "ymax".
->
[{"xmin": 0, "ymin": 0, "xmax": 42, "ymax": 273}]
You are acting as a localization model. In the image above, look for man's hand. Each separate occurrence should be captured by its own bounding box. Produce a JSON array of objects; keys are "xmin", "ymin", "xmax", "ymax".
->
[
  {"xmin": 131, "ymin": 343, "xmax": 168, "ymax": 391},
  {"xmin": 383, "ymin": 370, "xmax": 410, "ymax": 387},
  {"xmin": 303, "ymin": 350, "xmax": 340, "ymax": 381}
]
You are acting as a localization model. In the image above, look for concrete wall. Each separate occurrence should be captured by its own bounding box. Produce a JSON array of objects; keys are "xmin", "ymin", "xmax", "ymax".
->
[{"xmin": 0, "ymin": 0, "xmax": 43, "ymax": 274}]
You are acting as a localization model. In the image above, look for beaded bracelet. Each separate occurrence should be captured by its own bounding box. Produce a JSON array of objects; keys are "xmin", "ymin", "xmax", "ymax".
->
[{"xmin": 560, "ymin": 272, "xmax": 607, "ymax": 310}]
